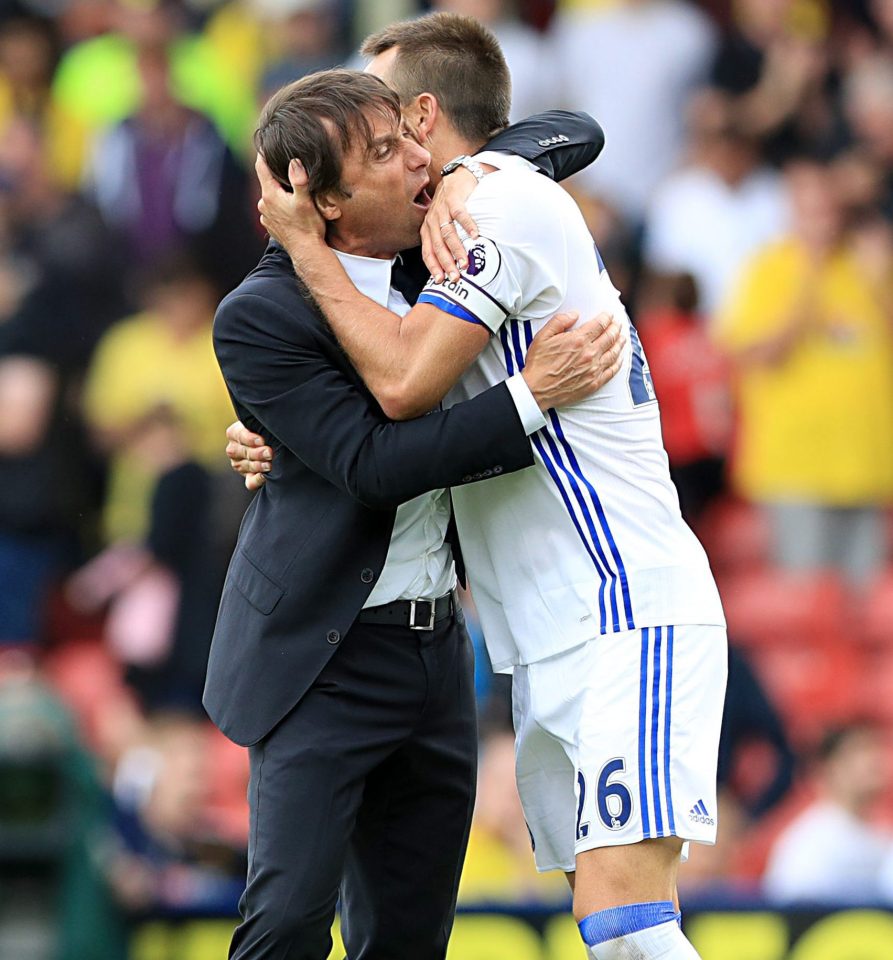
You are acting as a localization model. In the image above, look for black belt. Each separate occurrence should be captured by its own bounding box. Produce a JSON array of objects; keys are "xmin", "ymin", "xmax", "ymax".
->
[{"xmin": 357, "ymin": 591, "xmax": 456, "ymax": 631}]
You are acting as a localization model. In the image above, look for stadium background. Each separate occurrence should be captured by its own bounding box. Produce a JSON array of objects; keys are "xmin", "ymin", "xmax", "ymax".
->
[{"xmin": 2, "ymin": 0, "xmax": 893, "ymax": 956}]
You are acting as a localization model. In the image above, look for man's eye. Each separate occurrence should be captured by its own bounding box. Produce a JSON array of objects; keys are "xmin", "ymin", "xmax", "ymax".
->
[{"xmin": 375, "ymin": 144, "xmax": 393, "ymax": 160}]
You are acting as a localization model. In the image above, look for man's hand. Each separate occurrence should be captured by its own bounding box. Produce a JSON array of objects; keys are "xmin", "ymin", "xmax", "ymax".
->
[
  {"xmin": 522, "ymin": 312, "xmax": 625, "ymax": 411},
  {"xmin": 255, "ymin": 154, "xmax": 325, "ymax": 251},
  {"xmin": 421, "ymin": 168, "xmax": 480, "ymax": 283},
  {"xmin": 226, "ymin": 421, "xmax": 273, "ymax": 491}
]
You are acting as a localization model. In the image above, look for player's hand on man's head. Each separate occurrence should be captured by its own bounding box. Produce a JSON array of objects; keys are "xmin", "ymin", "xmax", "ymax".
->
[
  {"xmin": 522, "ymin": 311, "xmax": 625, "ymax": 412},
  {"xmin": 225, "ymin": 420, "xmax": 273, "ymax": 491},
  {"xmin": 255, "ymin": 154, "xmax": 325, "ymax": 253},
  {"xmin": 421, "ymin": 167, "xmax": 481, "ymax": 283}
]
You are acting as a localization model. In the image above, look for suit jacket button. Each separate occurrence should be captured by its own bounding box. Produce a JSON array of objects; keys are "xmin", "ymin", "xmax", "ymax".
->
[
  {"xmin": 361, "ymin": 568, "xmax": 374, "ymax": 583},
  {"xmin": 327, "ymin": 630, "xmax": 340, "ymax": 644}
]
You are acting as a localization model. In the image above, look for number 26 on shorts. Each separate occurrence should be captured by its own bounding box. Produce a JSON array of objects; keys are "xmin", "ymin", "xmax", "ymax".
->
[{"xmin": 576, "ymin": 758, "xmax": 633, "ymax": 840}]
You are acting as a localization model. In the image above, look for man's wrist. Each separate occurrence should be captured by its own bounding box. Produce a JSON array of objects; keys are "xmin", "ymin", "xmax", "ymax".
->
[
  {"xmin": 508, "ymin": 372, "xmax": 548, "ymax": 434},
  {"xmin": 442, "ymin": 154, "xmax": 485, "ymax": 183}
]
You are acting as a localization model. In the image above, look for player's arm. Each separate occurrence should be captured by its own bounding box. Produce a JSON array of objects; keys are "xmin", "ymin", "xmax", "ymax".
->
[
  {"xmin": 225, "ymin": 307, "xmax": 625, "ymax": 490},
  {"xmin": 216, "ymin": 293, "xmax": 621, "ymax": 503},
  {"xmin": 257, "ymin": 157, "xmax": 597, "ymax": 420},
  {"xmin": 214, "ymin": 292, "xmax": 540, "ymax": 509}
]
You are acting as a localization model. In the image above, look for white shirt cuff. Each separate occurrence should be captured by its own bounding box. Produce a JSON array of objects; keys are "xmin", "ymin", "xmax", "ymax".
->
[
  {"xmin": 506, "ymin": 373, "xmax": 547, "ymax": 436},
  {"xmin": 473, "ymin": 151, "xmax": 539, "ymax": 173}
]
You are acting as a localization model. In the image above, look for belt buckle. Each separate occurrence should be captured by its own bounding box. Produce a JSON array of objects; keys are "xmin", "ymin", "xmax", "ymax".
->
[{"xmin": 409, "ymin": 598, "xmax": 436, "ymax": 631}]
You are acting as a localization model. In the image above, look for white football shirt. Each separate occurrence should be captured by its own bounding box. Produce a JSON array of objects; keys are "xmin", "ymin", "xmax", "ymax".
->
[{"xmin": 418, "ymin": 158, "xmax": 725, "ymax": 671}]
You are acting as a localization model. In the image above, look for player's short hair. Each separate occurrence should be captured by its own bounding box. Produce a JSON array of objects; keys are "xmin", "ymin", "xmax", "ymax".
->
[
  {"xmin": 255, "ymin": 69, "xmax": 401, "ymax": 201},
  {"xmin": 361, "ymin": 12, "xmax": 511, "ymax": 145}
]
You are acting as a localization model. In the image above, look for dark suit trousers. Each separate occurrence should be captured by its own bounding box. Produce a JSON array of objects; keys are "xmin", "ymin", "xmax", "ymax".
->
[{"xmin": 229, "ymin": 612, "xmax": 478, "ymax": 960}]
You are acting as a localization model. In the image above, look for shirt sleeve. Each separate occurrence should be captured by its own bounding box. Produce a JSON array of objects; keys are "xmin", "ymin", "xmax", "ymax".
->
[
  {"xmin": 415, "ymin": 172, "xmax": 553, "ymax": 334},
  {"xmin": 505, "ymin": 372, "xmax": 547, "ymax": 434}
]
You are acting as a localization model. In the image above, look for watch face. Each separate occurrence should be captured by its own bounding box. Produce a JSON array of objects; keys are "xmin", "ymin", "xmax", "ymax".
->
[{"xmin": 442, "ymin": 156, "xmax": 467, "ymax": 175}]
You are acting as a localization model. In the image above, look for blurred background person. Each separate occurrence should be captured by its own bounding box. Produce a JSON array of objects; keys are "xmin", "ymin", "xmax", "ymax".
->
[
  {"xmin": 69, "ymin": 406, "xmax": 241, "ymax": 714},
  {"xmin": 709, "ymin": 0, "xmax": 832, "ymax": 163},
  {"xmin": 83, "ymin": 41, "xmax": 258, "ymax": 292},
  {"xmin": 841, "ymin": 54, "xmax": 893, "ymax": 218},
  {"xmin": 716, "ymin": 157, "xmax": 893, "ymax": 585},
  {"xmin": 51, "ymin": 0, "xmax": 258, "ymax": 168},
  {"xmin": 0, "ymin": 649, "xmax": 126, "ymax": 960},
  {"xmin": 643, "ymin": 89, "xmax": 789, "ymax": 321},
  {"xmin": 82, "ymin": 253, "xmax": 234, "ymax": 545},
  {"xmin": 635, "ymin": 271, "xmax": 732, "ymax": 523},
  {"xmin": 762, "ymin": 722, "xmax": 892, "ymax": 904},
  {"xmin": 107, "ymin": 711, "xmax": 245, "ymax": 914},
  {"xmin": 552, "ymin": 0, "xmax": 717, "ymax": 223},
  {"xmin": 0, "ymin": 113, "xmax": 123, "ymax": 647}
]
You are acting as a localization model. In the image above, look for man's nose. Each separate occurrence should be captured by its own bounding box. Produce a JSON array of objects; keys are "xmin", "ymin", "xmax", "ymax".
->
[{"xmin": 407, "ymin": 140, "xmax": 431, "ymax": 169}]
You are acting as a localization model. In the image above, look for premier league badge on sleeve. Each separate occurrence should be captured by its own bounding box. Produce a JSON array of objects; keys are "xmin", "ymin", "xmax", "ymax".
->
[{"xmin": 463, "ymin": 237, "xmax": 502, "ymax": 287}]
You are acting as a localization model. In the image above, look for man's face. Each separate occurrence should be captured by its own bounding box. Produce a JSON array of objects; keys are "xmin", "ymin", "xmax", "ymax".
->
[{"xmin": 328, "ymin": 107, "xmax": 433, "ymax": 258}]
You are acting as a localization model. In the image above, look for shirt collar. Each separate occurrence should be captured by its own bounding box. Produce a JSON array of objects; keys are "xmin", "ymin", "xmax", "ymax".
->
[{"xmin": 333, "ymin": 249, "xmax": 401, "ymax": 308}]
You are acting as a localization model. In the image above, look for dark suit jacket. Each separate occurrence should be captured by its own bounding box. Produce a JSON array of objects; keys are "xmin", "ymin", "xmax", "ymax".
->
[{"xmin": 205, "ymin": 112, "xmax": 605, "ymax": 746}]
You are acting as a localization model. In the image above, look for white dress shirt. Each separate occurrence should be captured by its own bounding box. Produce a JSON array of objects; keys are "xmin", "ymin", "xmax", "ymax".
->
[{"xmin": 329, "ymin": 250, "xmax": 544, "ymax": 607}]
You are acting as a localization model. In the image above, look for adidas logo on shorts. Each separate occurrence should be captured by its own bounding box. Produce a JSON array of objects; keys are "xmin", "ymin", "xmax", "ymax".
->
[{"xmin": 688, "ymin": 799, "xmax": 715, "ymax": 826}]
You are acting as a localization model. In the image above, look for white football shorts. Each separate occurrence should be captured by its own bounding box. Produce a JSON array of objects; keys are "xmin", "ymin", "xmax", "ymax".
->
[{"xmin": 512, "ymin": 624, "xmax": 727, "ymax": 873}]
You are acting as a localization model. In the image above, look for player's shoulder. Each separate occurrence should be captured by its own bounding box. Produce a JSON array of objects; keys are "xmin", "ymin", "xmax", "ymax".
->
[
  {"xmin": 468, "ymin": 167, "xmax": 578, "ymax": 242},
  {"xmin": 474, "ymin": 164, "xmax": 567, "ymax": 205}
]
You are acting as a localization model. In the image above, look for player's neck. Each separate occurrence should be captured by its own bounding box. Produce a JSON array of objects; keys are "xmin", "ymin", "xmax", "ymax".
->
[
  {"xmin": 428, "ymin": 130, "xmax": 486, "ymax": 190},
  {"xmin": 327, "ymin": 227, "xmax": 399, "ymax": 261}
]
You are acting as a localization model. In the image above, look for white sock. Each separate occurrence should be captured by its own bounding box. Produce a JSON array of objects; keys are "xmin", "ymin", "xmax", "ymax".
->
[
  {"xmin": 579, "ymin": 902, "xmax": 701, "ymax": 960},
  {"xmin": 586, "ymin": 919, "xmax": 701, "ymax": 959}
]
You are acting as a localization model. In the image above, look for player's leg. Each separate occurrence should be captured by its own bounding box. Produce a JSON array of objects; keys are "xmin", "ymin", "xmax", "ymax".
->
[
  {"xmin": 570, "ymin": 625, "xmax": 727, "ymax": 959},
  {"xmin": 518, "ymin": 626, "xmax": 726, "ymax": 959},
  {"xmin": 339, "ymin": 614, "xmax": 478, "ymax": 960},
  {"xmin": 229, "ymin": 620, "xmax": 426, "ymax": 960},
  {"xmin": 574, "ymin": 839, "xmax": 696, "ymax": 959},
  {"xmin": 515, "ymin": 657, "xmax": 690, "ymax": 952}
]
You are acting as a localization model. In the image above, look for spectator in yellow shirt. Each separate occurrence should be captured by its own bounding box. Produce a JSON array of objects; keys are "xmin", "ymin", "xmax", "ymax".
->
[
  {"xmin": 83, "ymin": 255, "xmax": 235, "ymax": 544},
  {"xmin": 717, "ymin": 158, "xmax": 893, "ymax": 584}
]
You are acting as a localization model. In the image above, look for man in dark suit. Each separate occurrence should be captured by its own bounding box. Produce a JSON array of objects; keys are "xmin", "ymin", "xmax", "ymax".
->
[{"xmin": 208, "ymin": 68, "xmax": 617, "ymax": 960}]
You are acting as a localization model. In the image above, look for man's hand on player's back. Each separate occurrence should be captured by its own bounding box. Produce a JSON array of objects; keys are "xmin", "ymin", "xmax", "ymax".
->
[{"xmin": 226, "ymin": 311, "xmax": 625, "ymax": 491}]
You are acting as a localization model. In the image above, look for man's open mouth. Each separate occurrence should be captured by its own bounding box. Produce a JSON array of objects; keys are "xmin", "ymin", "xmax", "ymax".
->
[{"xmin": 412, "ymin": 184, "xmax": 433, "ymax": 210}]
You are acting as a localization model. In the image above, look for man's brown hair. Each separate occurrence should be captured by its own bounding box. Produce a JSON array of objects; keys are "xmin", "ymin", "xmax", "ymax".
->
[
  {"xmin": 254, "ymin": 69, "xmax": 402, "ymax": 200},
  {"xmin": 361, "ymin": 12, "xmax": 511, "ymax": 146}
]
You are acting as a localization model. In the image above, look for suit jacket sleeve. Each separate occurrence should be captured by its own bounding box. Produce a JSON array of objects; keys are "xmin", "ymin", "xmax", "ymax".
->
[
  {"xmin": 214, "ymin": 292, "xmax": 535, "ymax": 510},
  {"xmin": 483, "ymin": 110, "xmax": 605, "ymax": 181}
]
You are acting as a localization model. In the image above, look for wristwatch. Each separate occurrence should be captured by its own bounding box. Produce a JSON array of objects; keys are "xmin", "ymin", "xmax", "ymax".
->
[{"xmin": 441, "ymin": 155, "xmax": 485, "ymax": 184}]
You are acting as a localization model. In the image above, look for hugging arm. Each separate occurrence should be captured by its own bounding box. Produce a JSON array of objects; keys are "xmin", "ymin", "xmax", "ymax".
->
[
  {"xmin": 482, "ymin": 110, "xmax": 605, "ymax": 180},
  {"xmin": 214, "ymin": 293, "xmax": 535, "ymax": 510}
]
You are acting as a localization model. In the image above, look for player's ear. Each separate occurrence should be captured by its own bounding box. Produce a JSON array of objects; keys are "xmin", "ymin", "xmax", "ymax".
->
[
  {"xmin": 408, "ymin": 93, "xmax": 438, "ymax": 141},
  {"xmin": 314, "ymin": 191, "xmax": 342, "ymax": 223}
]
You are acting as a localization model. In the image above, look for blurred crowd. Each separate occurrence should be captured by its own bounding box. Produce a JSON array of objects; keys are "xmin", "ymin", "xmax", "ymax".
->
[{"xmin": 2, "ymin": 0, "xmax": 893, "ymax": 953}]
